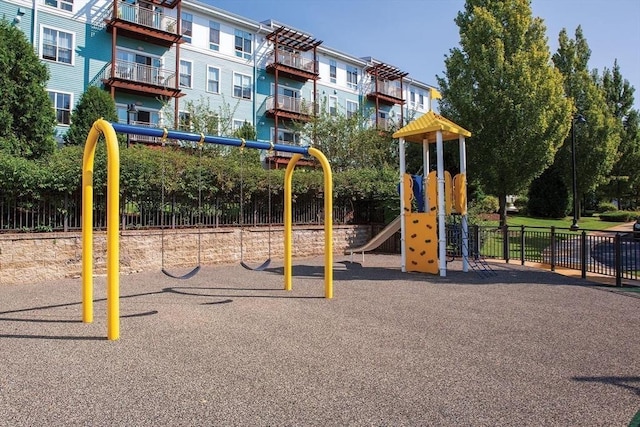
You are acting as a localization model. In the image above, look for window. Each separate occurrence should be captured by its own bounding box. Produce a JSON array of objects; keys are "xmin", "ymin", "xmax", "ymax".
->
[
  {"xmin": 209, "ymin": 21, "xmax": 220, "ymax": 51},
  {"xmin": 178, "ymin": 111, "xmax": 191, "ymax": 131},
  {"xmin": 329, "ymin": 59, "xmax": 337, "ymax": 84},
  {"xmin": 346, "ymin": 65, "xmax": 358, "ymax": 89},
  {"xmin": 273, "ymin": 128, "xmax": 299, "ymax": 145},
  {"xmin": 418, "ymin": 93, "xmax": 425, "ymax": 109},
  {"xmin": 234, "ymin": 29, "xmax": 252, "ymax": 60},
  {"xmin": 48, "ymin": 91, "xmax": 71, "ymax": 125},
  {"xmin": 410, "ymin": 91, "xmax": 416, "ymax": 106},
  {"xmin": 179, "ymin": 60, "xmax": 192, "ymax": 88},
  {"xmin": 181, "ymin": 12, "xmax": 192, "ymax": 43},
  {"xmin": 328, "ymin": 96, "xmax": 338, "ymax": 116},
  {"xmin": 346, "ymin": 100, "xmax": 358, "ymax": 119},
  {"xmin": 45, "ymin": 0, "xmax": 73, "ymax": 12},
  {"xmin": 207, "ymin": 66, "xmax": 220, "ymax": 93},
  {"xmin": 233, "ymin": 119, "xmax": 245, "ymax": 132},
  {"xmin": 42, "ymin": 27, "xmax": 73, "ymax": 65},
  {"xmin": 233, "ymin": 73, "xmax": 251, "ymax": 100}
]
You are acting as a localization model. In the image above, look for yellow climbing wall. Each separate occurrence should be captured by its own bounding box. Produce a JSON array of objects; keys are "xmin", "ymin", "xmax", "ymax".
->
[
  {"xmin": 405, "ymin": 213, "xmax": 438, "ymax": 274},
  {"xmin": 426, "ymin": 171, "xmax": 453, "ymax": 215}
]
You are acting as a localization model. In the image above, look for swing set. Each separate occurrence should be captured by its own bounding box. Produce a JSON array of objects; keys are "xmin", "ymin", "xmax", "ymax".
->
[{"xmin": 81, "ymin": 119, "xmax": 334, "ymax": 340}]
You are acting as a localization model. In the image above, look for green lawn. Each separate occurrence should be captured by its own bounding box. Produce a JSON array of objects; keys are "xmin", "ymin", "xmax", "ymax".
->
[
  {"xmin": 495, "ymin": 215, "xmax": 627, "ymax": 231},
  {"xmin": 476, "ymin": 215, "xmax": 629, "ymax": 259}
]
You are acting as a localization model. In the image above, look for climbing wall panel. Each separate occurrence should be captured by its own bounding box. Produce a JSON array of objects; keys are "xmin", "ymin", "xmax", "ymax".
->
[
  {"xmin": 405, "ymin": 212, "xmax": 438, "ymax": 274},
  {"xmin": 453, "ymin": 173, "xmax": 467, "ymax": 215}
]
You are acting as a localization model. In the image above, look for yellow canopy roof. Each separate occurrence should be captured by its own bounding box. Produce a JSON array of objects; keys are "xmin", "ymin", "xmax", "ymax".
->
[{"xmin": 392, "ymin": 111, "xmax": 471, "ymax": 143}]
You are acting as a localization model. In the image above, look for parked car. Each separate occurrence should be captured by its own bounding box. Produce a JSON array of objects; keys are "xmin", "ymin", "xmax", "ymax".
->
[{"xmin": 634, "ymin": 218, "xmax": 640, "ymax": 239}]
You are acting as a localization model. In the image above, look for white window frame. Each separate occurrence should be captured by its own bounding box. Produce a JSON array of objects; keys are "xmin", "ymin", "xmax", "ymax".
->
[
  {"xmin": 346, "ymin": 65, "xmax": 358, "ymax": 90},
  {"xmin": 40, "ymin": 26, "xmax": 74, "ymax": 65},
  {"xmin": 178, "ymin": 111, "xmax": 192, "ymax": 131},
  {"xmin": 181, "ymin": 12, "xmax": 193, "ymax": 43},
  {"xmin": 179, "ymin": 59, "xmax": 193, "ymax": 88},
  {"xmin": 209, "ymin": 21, "xmax": 220, "ymax": 51},
  {"xmin": 206, "ymin": 66, "xmax": 220, "ymax": 94},
  {"xmin": 346, "ymin": 100, "xmax": 358, "ymax": 118},
  {"xmin": 48, "ymin": 90, "xmax": 72, "ymax": 125},
  {"xmin": 233, "ymin": 119, "xmax": 246, "ymax": 132},
  {"xmin": 328, "ymin": 95, "xmax": 338, "ymax": 116},
  {"xmin": 44, "ymin": 0, "xmax": 73, "ymax": 12},
  {"xmin": 329, "ymin": 59, "xmax": 337, "ymax": 84},
  {"xmin": 234, "ymin": 29, "xmax": 252, "ymax": 60},
  {"xmin": 233, "ymin": 72, "xmax": 252, "ymax": 100}
]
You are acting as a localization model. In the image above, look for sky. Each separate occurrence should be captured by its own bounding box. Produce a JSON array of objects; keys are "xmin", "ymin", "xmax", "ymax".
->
[{"xmin": 203, "ymin": 0, "xmax": 640, "ymax": 110}]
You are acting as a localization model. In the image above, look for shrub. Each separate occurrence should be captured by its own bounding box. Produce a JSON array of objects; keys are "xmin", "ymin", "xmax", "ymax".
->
[
  {"xmin": 598, "ymin": 211, "xmax": 639, "ymax": 222},
  {"xmin": 596, "ymin": 201, "xmax": 618, "ymax": 213},
  {"xmin": 470, "ymin": 195, "xmax": 499, "ymax": 214}
]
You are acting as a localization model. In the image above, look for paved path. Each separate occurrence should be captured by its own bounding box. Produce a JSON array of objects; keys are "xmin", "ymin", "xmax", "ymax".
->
[{"xmin": 1, "ymin": 255, "xmax": 639, "ymax": 426}]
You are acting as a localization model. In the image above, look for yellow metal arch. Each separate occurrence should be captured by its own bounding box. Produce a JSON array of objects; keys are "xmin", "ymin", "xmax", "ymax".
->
[{"xmin": 82, "ymin": 119, "xmax": 120, "ymax": 341}]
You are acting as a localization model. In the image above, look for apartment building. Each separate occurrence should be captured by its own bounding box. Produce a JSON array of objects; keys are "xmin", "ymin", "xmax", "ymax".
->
[{"xmin": 1, "ymin": 0, "xmax": 437, "ymax": 150}]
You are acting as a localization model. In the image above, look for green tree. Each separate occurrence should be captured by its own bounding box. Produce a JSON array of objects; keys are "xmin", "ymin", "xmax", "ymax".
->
[
  {"xmin": 596, "ymin": 61, "xmax": 640, "ymax": 209},
  {"xmin": 527, "ymin": 164, "xmax": 569, "ymax": 218},
  {"xmin": 0, "ymin": 20, "xmax": 56, "ymax": 159},
  {"xmin": 296, "ymin": 100, "xmax": 396, "ymax": 172},
  {"xmin": 63, "ymin": 86, "xmax": 119, "ymax": 145},
  {"xmin": 437, "ymin": 0, "xmax": 572, "ymax": 226},
  {"xmin": 552, "ymin": 27, "xmax": 621, "ymax": 218}
]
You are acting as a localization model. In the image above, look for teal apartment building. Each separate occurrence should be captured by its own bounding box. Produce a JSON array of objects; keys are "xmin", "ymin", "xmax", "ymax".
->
[{"xmin": 1, "ymin": 0, "xmax": 437, "ymax": 159}]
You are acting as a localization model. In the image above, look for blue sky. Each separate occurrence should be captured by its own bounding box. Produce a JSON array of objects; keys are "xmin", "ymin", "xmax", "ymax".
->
[{"xmin": 204, "ymin": 0, "xmax": 640, "ymax": 110}]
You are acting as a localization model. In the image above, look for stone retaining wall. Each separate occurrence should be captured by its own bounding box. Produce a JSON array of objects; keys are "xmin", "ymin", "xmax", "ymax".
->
[{"xmin": 0, "ymin": 225, "xmax": 371, "ymax": 285}]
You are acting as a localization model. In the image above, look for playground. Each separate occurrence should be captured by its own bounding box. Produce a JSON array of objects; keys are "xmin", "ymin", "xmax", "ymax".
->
[{"xmin": 0, "ymin": 254, "xmax": 638, "ymax": 425}]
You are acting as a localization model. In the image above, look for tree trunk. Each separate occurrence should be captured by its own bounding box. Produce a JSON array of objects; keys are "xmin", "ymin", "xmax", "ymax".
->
[{"xmin": 499, "ymin": 193, "xmax": 508, "ymax": 227}]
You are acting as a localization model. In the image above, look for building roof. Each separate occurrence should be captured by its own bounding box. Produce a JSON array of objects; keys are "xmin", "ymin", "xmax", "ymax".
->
[{"xmin": 392, "ymin": 111, "xmax": 471, "ymax": 143}]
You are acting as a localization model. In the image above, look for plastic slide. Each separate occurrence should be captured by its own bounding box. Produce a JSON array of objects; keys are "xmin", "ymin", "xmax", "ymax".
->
[{"xmin": 347, "ymin": 215, "xmax": 401, "ymax": 258}]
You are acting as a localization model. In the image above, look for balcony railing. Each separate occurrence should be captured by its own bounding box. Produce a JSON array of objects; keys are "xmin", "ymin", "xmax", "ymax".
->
[
  {"xmin": 370, "ymin": 79, "xmax": 403, "ymax": 99},
  {"xmin": 125, "ymin": 121, "xmax": 161, "ymax": 144},
  {"xmin": 267, "ymin": 50, "xmax": 316, "ymax": 73},
  {"xmin": 104, "ymin": 60, "xmax": 176, "ymax": 88},
  {"xmin": 115, "ymin": 1, "xmax": 177, "ymax": 33},
  {"xmin": 266, "ymin": 95, "xmax": 316, "ymax": 116}
]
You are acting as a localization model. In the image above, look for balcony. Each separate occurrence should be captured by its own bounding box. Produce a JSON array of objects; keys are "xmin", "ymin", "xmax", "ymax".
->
[
  {"xmin": 366, "ymin": 79, "xmax": 405, "ymax": 106},
  {"xmin": 266, "ymin": 50, "xmax": 319, "ymax": 82},
  {"xmin": 265, "ymin": 95, "xmax": 316, "ymax": 121},
  {"xmin": 104, "ymin": 2, "xmax": 182, "ymax": 47},
  {"xmin": 101, "ymin": 60, "xmax": 182, "ymax": 98},
  {"xmin": 124, "ymin": 120, "xmax": 162, "ymax": 144}
]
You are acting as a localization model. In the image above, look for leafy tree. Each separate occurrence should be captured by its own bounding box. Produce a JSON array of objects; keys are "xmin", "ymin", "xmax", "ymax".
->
[
  {"xmin": 527, "ymin": 164, "xmax": 569, "ymax": 218},
  {"xmin": 595, "ymin": 61, "xmax": 640, "ymax": 209},
  {"xmin": 437, "ymin": 0, "xmax": 572, "ymax": 226},
  {"xmin": 552, "ymin": 27, "xmax": 621, "ymax": 219},
  {"xmin": 63, "ymin": 86, "xmax": 119, "ymax": 145},
  {"xmin": 295, "ymin": 100, "xmax": 396, "ymax": 172},
  {"xmin": 0, "ymin": 19, "xmax": 56, "ymax": 159}
]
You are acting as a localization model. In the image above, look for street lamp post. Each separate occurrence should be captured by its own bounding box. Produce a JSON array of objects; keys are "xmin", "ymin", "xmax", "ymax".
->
[
  {"xmin": 126, "ymin": 103, "xmax": 138, "ymax": 148},
  {"xmin": 570, "ymin": 114, "xmax": 586, "ymax": 231}
]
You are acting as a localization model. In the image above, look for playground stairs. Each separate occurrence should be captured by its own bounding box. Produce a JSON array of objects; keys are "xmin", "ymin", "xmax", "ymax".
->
[{"xmin": 460, "ymin": 224, "xmax": 496, "ymax": 279}]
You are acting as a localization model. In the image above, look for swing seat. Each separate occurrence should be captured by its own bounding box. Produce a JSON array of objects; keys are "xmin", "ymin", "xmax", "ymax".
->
[
  {"xmin": 240, "ymin": 258, "xmax": 271, "ymax": 271},
  {"xmin": 161, "ymin": 265, "xmax": 201, "ymax": 280}
]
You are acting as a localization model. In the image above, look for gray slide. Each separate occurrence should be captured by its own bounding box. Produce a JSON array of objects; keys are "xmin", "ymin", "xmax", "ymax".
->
[{"xmin": 347, "ymin": 215, "xmax": 401, "ymax": 260}]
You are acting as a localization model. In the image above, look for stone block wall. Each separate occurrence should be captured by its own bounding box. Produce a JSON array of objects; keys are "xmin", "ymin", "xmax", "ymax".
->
[{"xmin": 0, "ymin": 225, "xmax": 371, "ymax": 285}]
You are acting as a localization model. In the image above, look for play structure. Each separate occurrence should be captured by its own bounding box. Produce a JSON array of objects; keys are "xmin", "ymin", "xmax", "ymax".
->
[
  {"xmin": 349, "ymin": 111, "xmax": 473, "ymax": 277},
  {"xmin": 81, "ymin": 119, "xmax": 334, "ymax": 340}
]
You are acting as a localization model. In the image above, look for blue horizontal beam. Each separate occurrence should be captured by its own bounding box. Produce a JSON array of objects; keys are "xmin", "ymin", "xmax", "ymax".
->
[{"xmin": 111, "ymin": 122, "xmax": 310, "ymax": 155}]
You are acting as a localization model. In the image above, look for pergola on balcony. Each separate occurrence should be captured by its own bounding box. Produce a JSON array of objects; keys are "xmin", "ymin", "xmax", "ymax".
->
[
  {"xmin": 104, "ymin": 0, "xmax": 183, "ymax": 47},
  {"xmin": 102, "ymin": 60, "xmax": 182, "ymax": 98},
  {"xmin": 265, "ymin": 26, "xmax": 322, "ymax": 82},
  {"xmin": 366, "ymin": 63, "xmax": 408, "ymax": 106}
]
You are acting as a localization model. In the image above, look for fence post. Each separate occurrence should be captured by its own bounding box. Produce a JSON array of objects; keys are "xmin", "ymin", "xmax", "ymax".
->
[
  {"xmin": 550, "ymin": 226, "xmax": 556, "ymax": 272},
  {"xmin": 63, "ymin": 194, "xmax": 69, "ymax": 232},
  {"xmin": 520, "ymin": 225, "xmax": 525, "ymax": 265},
  {"xmin": 615, "ymin": 233, "xmax": 622, "ymax": 287},
  {"xmin": 503, "ymin": 224, "xmax": 510, "ymax": 263},
  {"xmin": 581, "ymin": 230, "xmax": 587, "ymax": 279}
]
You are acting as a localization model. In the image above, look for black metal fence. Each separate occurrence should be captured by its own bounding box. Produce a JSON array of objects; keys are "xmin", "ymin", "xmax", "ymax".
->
[
  {"xmin": 0, "ymin": 192, "xmax": 384, "ymax": 232},
  {"xmin": 450, "ymin": 224, "xmax": 639, "ymax": 286}
]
